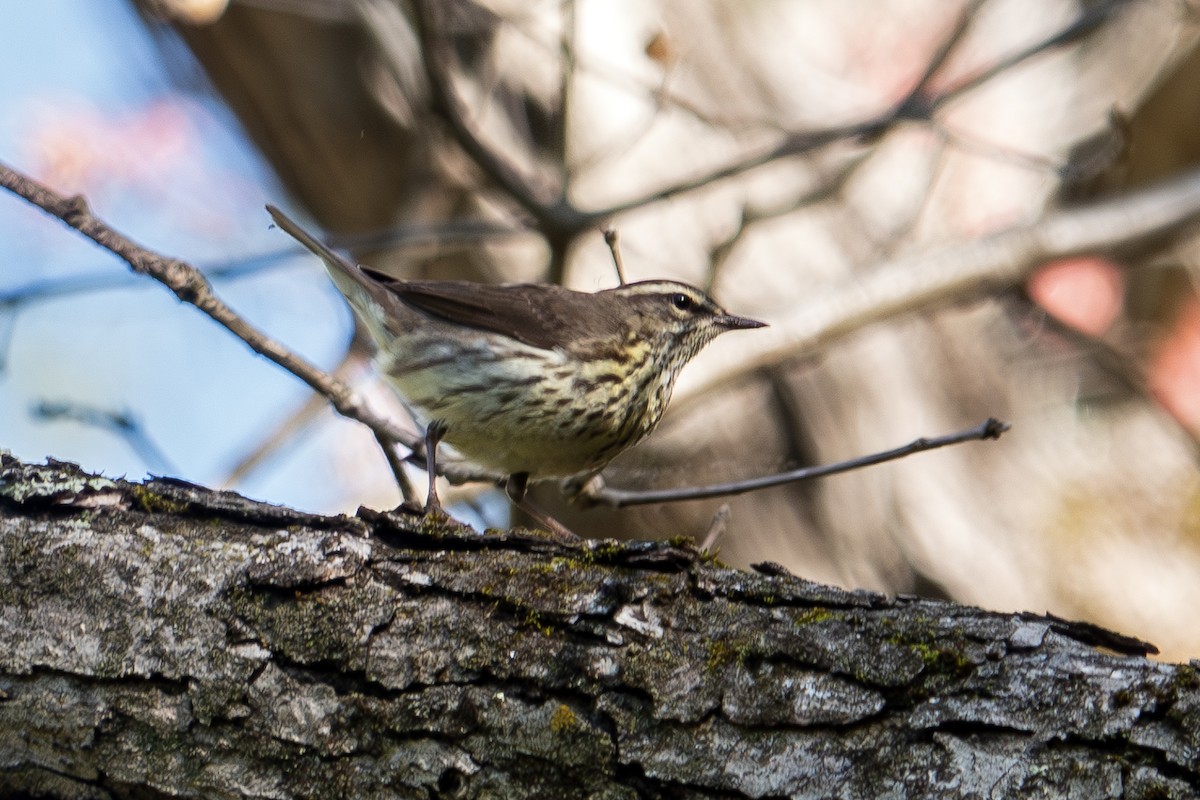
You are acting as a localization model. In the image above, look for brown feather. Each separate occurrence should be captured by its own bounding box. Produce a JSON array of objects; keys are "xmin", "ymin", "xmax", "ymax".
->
[{"xmin": 361, "ymin": 268, "xmax": 628, "ymax": 351}]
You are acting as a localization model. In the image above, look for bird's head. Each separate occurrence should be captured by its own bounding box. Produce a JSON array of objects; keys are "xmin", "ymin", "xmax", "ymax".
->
[{"xmin": 607, "ymin": 280, "xmax": 766, "ymax": 367}]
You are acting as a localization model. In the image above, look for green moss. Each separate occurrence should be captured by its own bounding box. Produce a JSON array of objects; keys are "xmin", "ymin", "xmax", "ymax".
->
[
  {"xmin": 794, "ymin": 608, "xmax": 835, "ymax": 625},
  {"xmin": 550, "ymin": 703, "xmax": 580, "ymax": 734},
  {"xmin": 129, "ymin": 485, "xmax": 190, "ymax": 515},
  {"xmin": 586, "ymin": 540, "xmax": 624, "ymax": 562},
  {"xmin": 415, "ymin": 514, "xmax": 455, "ymax": 537},
  {"xmin": 887, "ymin": 633, "xmax": 974, "ymax": 679},
  {"xmin": 705, "ymin": 638, "xmax": 756, "ymax": 671},
  {"xmin": 706, "ymin": 640, "xmax": 735, "ymax": 671},
  {"xmin": 529, "ymin": 560, "xmax": 560, "ymax": 576},
  {"xmin": 521, "ymin": 607, "xmax": 554, "ymax": 636},
  {"xmin": 1170, "ymin": 663, "xmax": 1200, "ymax": 691}
]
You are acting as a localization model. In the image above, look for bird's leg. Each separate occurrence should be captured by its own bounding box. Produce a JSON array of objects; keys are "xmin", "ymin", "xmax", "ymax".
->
[
  {"xmin": 423, "ymin": 419, "xmax": 449, "ymax": 517},
  {"xmin": 506, "ymin": 472, "xmax": 580, "ymax": 542}
]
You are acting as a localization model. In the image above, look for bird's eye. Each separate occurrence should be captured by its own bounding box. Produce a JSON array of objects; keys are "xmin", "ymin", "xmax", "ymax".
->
[{"xmin": 671, "ymin": 293, "xmax": 693, "ymax": 311}]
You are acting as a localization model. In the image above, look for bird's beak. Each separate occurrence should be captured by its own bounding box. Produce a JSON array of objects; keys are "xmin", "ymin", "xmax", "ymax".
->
[{"xmin": 715, "ymin": 313, "xmax": 768, "ymax": 330}]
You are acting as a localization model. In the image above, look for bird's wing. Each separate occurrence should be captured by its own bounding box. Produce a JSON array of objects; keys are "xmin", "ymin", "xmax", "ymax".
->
[{"xmin": 364, "ymin": 270, "xmax": 618, "ymax": 351}]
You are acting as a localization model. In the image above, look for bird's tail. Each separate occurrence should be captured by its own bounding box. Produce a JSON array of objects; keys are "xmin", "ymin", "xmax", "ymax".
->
[{"xmin": 266, "ymin": 204, "xmax": 394, "ymax": 324}]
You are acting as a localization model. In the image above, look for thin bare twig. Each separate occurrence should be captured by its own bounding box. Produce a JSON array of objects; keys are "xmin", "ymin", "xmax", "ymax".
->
[
  {"xmin": 596, "ymin": 123, "xmax": 875, "ymax": 221},
  {"xmin": 582, "ymin": 418, "xmax": 1010, "ymax": 508},
  {"xmin": 0, "ymin": 160, "xmax": 491, "ymax": 488},
  {"xmin": 602, "ymin": 228, "xmax": 628, "ymax": 286},
  {"xmin": 378, "ymin": 433, "xmax": 422, "ymax": 505}
]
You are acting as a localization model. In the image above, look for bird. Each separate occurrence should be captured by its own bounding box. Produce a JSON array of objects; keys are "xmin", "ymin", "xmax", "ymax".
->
[{"xmin": 267, "ymin": 205, "xmax": 765, "ymax": 531}]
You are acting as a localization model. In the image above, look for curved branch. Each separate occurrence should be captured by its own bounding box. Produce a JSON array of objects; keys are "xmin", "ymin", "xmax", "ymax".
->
[
  {"xmin": 583, "ymin": 418, "xmax": 1009, "ymax": 508},
  {"xmin": 0, "ymin": 161, "xmax": 491, "ymax": 488}
]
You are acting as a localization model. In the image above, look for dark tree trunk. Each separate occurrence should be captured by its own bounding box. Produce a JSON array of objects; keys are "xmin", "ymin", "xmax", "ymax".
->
[{"xmin": 1, "ymin": 453, "xmax": 1197, "ymax": 798}]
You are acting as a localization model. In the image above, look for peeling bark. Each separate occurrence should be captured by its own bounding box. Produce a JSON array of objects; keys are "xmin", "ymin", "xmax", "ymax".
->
[{"xmin": 0, "ymin": 453, "xmax": 1197, "ymax": 799}]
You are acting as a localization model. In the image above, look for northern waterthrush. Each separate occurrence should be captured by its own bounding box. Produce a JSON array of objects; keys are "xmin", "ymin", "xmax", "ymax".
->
[{"xmin": 267, "ymin": 205, "xmax": 765, "ymax": 519}]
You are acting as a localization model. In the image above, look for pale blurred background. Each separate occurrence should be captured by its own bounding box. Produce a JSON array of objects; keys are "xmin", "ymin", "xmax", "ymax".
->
[{"xmin": 2, "ymin": 0, "xmax": 1200, "ymax": 659}]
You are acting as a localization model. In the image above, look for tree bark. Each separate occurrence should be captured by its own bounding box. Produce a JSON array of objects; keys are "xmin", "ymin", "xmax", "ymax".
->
[{"xmin": 1, "ymin": 453, "xmax": 1197, "ymax": 799}]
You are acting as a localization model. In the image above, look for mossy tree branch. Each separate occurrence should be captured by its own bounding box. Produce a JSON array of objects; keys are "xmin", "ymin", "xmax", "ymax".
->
[{"xmin": 1, "ymin": 454, "xmax": 1196, "ymax": 798}]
